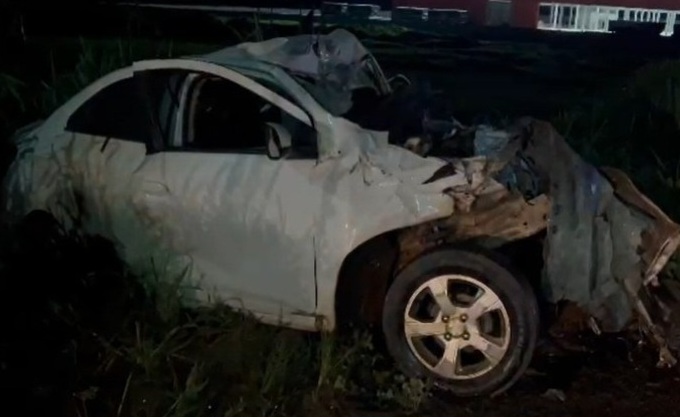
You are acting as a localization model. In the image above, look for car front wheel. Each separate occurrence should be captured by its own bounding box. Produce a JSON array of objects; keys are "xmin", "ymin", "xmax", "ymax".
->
[{"xmin": 382, "ymin": 247, "xmax": 539, "ymax": 397}]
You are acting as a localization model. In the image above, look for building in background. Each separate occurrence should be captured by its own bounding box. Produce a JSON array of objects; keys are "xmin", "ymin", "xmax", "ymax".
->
[{"xmin": 391, "ymin": 0, "xmax": 680, "ymax": 35}]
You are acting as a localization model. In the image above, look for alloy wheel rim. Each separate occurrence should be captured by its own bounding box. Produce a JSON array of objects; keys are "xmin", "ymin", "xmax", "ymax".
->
[{"xmin": 403, "ymin": 274, "xmax": 511, "ymax": 380}]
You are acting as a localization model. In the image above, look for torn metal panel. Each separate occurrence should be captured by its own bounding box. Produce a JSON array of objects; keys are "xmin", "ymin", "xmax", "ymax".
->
[
  {"xmin": 600, "ymin": 166, "xmax": 680, "ymax": 287},
  {"xmin": 404, "ymin": 115, "xmax": 680, "ymax": 357},
  {"xmin": 489, "ymin": 119, "xmax": 680, "ymax": 338},
  {"xmin": 439, "ymin": 193, "xmax": 550, "ymax": 245},
  {"xmin": 396, "ymin": 190, "xmax": 549, "ymax": 272}
]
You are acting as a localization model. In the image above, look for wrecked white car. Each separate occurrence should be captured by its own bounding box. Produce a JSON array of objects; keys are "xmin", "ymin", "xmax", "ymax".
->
[{"xmin": 4, "ymin": 29, "xmax": 680, "ymax": 397}]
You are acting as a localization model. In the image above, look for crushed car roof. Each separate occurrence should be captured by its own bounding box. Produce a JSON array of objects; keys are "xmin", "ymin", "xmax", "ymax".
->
[
  {"xmin": 193, "ymin": 29, "xmax": 369, "ymax": 77},
  {"xmin": 188, "ymin": 29, "xmax": 383, "ymax": 116}
]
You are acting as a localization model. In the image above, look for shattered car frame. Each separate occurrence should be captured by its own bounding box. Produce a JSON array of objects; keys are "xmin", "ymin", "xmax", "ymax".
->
[{"xmin": 4, "ymin": 29, "xmax": 680, "ymax": 396}]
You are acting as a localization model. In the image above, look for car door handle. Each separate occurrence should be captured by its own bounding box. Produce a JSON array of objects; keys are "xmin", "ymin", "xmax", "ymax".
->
[{"xmin": 140, "ymin": 181, "xmax": 171, "ymax": 197}]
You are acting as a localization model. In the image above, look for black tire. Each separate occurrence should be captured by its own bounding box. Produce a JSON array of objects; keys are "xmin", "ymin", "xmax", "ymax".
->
[{"xmin": 382, "ymin": 246, "xmax": 539, "ymax": 397}]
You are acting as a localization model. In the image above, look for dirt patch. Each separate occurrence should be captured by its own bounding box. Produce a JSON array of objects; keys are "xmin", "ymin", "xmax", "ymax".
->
[{"xmin": 422, "ymin": 335, "xmax": 680, "ymax": 417}]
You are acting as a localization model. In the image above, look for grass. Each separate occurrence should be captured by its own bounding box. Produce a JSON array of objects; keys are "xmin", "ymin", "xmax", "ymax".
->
[
  {"xmin": 549, "ymin": 62, "xmax": 680, "ymax": 219},
  {"xmin": 3, "ymin": 30, "xmax": 680, "ymax": 417},
  {"xmin": 0, "ymin": 207, "xmax": 430, "ymax": 417}
]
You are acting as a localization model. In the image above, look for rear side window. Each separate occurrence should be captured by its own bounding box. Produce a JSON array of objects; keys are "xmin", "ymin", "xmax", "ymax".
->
[{"xmin": 66, "ymin": 77, "xmax": 147, "ymax": 142}]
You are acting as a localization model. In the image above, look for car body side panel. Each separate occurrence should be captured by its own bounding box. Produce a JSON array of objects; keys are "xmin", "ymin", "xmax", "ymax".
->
[
  {"xmin": 130, "ymin": 151, "xmax": 321, "ymax": 316},
  {"xmin": 4, "ymin": 55, "xmax": 503, "ymax": 332},
  {"xmin": 4, "ymin": 131, "xmax": 150, "ymax": 255},
  {"xmin": 2, "ymin": 66, "xmax": 166, "ymax": 270}
]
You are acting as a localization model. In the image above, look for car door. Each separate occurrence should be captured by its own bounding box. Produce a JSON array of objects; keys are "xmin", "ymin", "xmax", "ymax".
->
[{"xmin": 129, "ymin": 66, "xmax": 323, "ymax": 320}]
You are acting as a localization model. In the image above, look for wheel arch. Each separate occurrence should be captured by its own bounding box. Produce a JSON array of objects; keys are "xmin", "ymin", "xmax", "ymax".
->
[
  {"xmin": 332, "ymin": 216, "xmax": 547, "ymax": 331},
  {"xmin": 333, "ymin": 228, "xmax": 402, "ymax": 330},
  {"xmin": 332, "ymin": 219, "xmax": 456, "ymax": 330}
]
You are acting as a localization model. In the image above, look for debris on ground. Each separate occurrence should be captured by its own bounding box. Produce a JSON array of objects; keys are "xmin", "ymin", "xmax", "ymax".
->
[{"xmin": 542, "ymin": 388, "xmax": 567, "ymax": 402}]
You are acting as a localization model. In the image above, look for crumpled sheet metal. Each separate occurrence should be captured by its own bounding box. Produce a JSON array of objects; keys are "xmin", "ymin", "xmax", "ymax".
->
[
  {"xmin": 197, "ymin": 29, "xmax": 380, "ymax": 116},
  {"xmin": 491, "ymin": 118, "xmax": 680, "ymax": 335},
  {"xmin": 441, "ymin": 192, "xmax": 550, "ymax": 245},
  {"xmin": 309, "ymin": 133, "xmax": 509, "ymax": 328}
]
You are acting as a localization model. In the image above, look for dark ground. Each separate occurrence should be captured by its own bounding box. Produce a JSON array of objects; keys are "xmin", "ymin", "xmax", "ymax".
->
[
  {"xmin": 439, "ymin": 338, "xmax": 680, "ymax": 417},
  {"xmin": 349, "ymin": 336, "xmax": 680, "ymax": 417}
]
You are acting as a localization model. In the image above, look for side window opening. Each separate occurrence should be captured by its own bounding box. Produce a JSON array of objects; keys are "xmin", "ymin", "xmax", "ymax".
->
[
  {"xmin": 269, "ymin": 103, "xmax": 318, "ymax": 159},
  {"xmin": 184, "ymin": 75, "xmax": 317, "ymax": 158},
  {"xmin": 186, "ymin": 76, "xmax": 267, "ymax": 151},
  {"xmin": 66, "ymin": 77, "xmax": 148, "ymax": 142}
]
